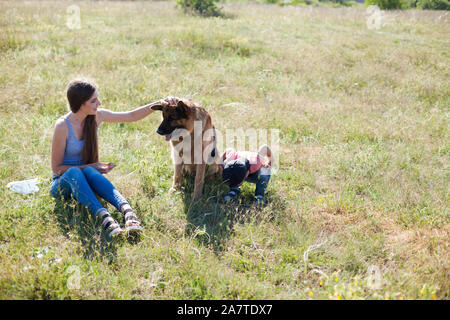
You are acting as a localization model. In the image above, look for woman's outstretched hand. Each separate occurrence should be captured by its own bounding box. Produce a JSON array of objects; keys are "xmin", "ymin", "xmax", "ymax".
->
[
  {"xmin": 150, "ymin": 97, "xmax": 179, "ymax": 108},
  {"xmin": 92, "ymin": 162, "xmax": 116, "ymax": 174},
  {"xmin": 164, "ymin": 96, "xmax": 180, "ymax": 105}
]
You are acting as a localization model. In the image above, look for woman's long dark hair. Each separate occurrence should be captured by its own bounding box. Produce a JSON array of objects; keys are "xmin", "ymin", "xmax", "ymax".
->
[{"xmin": 66, "ymin": 79, "xmax": 99, "ymax": 164}]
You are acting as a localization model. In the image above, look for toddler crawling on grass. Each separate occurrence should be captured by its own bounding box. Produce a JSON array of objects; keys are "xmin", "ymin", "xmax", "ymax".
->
[{"xmin": 220, "ymin": 145, "xmax": 273, "ymax": 206}]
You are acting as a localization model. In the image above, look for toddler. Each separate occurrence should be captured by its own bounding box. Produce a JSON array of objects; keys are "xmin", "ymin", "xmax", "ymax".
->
[{"xmin": 221, "ymin": 145, "xmax": 272, "ymax": 206}]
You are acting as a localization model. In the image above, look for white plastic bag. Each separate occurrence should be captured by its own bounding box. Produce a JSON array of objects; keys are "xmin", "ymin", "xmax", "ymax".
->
[{"xmin": 7, "ymin": 178, "xmax": 42, "ymax": 194}]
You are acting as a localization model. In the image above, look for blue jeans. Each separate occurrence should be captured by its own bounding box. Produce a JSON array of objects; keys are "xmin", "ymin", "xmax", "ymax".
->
[
  {"xmin": 229, "ymin": 168, "xmax": 271, "ymax": 198},
  {"xmin": 50, "ymin": 166, "xmax": 129, "ymax": 217}
]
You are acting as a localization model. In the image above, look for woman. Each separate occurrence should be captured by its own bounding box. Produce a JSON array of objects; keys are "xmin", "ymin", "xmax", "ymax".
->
[{"xmin": 50, "ymin": 78, "xmax": 177, "ymax": 240}]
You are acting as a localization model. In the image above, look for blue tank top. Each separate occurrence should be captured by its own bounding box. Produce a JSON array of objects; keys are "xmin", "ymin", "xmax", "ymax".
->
[{"xmin": 63, "ymin": 116, "xmax": 85, "ymax": 166}]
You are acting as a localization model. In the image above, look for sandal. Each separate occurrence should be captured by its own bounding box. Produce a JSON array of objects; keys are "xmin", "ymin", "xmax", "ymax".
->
[
  {"xmin": 123, "ymin": 208, "xmax": 143, "ymax": 235},
  {"xmin": 98, "ymin": 210, "xmax": 123, "ymax": 240}
]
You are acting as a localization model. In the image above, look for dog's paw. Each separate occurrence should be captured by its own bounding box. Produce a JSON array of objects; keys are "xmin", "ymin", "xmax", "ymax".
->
[
  {"xmin": 192, "ymin": 191, "xmax": 203, "ymax": 200},
  {"xmin": 169, "ymin": 186, "xmax": 179, "ymax": 194}
]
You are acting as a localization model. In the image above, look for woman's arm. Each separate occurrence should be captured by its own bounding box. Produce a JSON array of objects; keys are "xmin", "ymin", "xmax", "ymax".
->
[
  {"xmin": 97, "ymin": 105, "xmax": 153, "ymax": 124},
  {"xmin": 97, "ymin": 99, "xmax": 175, "ymax": 124},
  {"xmin": 97, "ymin": 97, "xmax": 180, "ymax": 124},
  {"xmin": 51, "ymin": 119, "xmax": 72, "ymax": 175}
]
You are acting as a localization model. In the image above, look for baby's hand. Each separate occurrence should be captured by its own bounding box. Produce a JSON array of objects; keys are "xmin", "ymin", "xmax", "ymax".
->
[
  {"xmin": 260, "ymin": 156, "xmax": 271, "ymax": 168},
  {"xmin": 258, "ymin": 144, "xmax": 272, "ymax": 168}
]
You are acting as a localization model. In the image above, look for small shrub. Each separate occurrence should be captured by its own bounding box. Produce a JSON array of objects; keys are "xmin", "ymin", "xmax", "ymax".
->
[
  {"xmin": 366, "ymin": 0, "xmax": 406, "ymax": 9},
  {"xmin": 176, "ymin": 0, "xmax": 223, "ymax": 17},
  {"xmin": 418, "ymin": 0, "xmax": 450, "ymax": 9}
]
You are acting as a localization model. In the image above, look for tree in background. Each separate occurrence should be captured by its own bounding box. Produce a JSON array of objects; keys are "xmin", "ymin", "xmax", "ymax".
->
[
  {"xmin": 176, "ymin": 0, "xmax": 223, "ymax": 17},
  {"xmin": 416, "ymin": 0, "xmax": 450, "ymax": 9},
  {"xmin": 367, "ymin": 0, "xmax": 449, "ymax": 8}
]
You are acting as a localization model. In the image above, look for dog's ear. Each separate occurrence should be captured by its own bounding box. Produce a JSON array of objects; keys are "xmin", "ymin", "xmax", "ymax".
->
[
  {"xmin": 176, "ymin": 100, "xmax": 189, "ymax": 117},
  {"xmin": 151, "ymin": 104, "xmax": 164, "ymax": 111}
]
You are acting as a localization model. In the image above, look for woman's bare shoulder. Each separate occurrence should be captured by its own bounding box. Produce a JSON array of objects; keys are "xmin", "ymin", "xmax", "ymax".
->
[
  {"xmin": 53, "ymin": 117, "xmax": 68, "ymax": 136},
  {"xmin": 96, "ymin": 108, "xmax": 110, "ymax": 125}
]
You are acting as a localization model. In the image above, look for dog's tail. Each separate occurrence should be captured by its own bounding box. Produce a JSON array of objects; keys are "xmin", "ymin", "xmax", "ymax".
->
[
  {"xmin": 206, "ymin": 125, "xmax": 221, "ymax": 164},
  {"xmin": 211, "ymin": 126, "xmax": 217, "ymax": 157}
]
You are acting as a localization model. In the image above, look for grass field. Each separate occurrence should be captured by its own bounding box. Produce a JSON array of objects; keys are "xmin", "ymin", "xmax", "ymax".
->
[{"xmin": 0, "ymin": 1, "xmax": 448, "ymax": 299}]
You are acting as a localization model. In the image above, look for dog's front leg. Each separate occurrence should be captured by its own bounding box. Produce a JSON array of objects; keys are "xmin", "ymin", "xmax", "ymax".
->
[
  {"xmin": 206, "ymin": 163, "xmax": 220, "ymax": 178},
  {"xmin": 193, "ymin": 163, "xmax": 206, "ymax": 200},
  {"xmin": 169, "ymin": 163, "xmax": 183, "ymax": 193}
]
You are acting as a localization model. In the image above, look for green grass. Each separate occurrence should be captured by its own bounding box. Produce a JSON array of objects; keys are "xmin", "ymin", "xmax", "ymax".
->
[{"xmin": 0, "ymin": 1, "xmax": 448, "ymax": 299}]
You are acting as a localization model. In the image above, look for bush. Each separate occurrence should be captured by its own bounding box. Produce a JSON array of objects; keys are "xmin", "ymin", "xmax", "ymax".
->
[
  {"xmin": 366, "ymin": 0, "xmax": 406, "ymax": 9},
  {"xmin": 418, "ymin": 0, "xmax": 450, "ymax": 9},
  {"xmin": 406, "ymin": 0, "xmax": 420, "ymax": 6},
  {"xmin": 176, "ymin": 0, "xmax": 223, "ymax": 17}
]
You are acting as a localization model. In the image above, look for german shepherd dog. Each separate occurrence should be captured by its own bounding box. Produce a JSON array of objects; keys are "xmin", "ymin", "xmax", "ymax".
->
[{"xmin": 151, "ymin": 99, "xmax": 220, "ymax": 199}]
